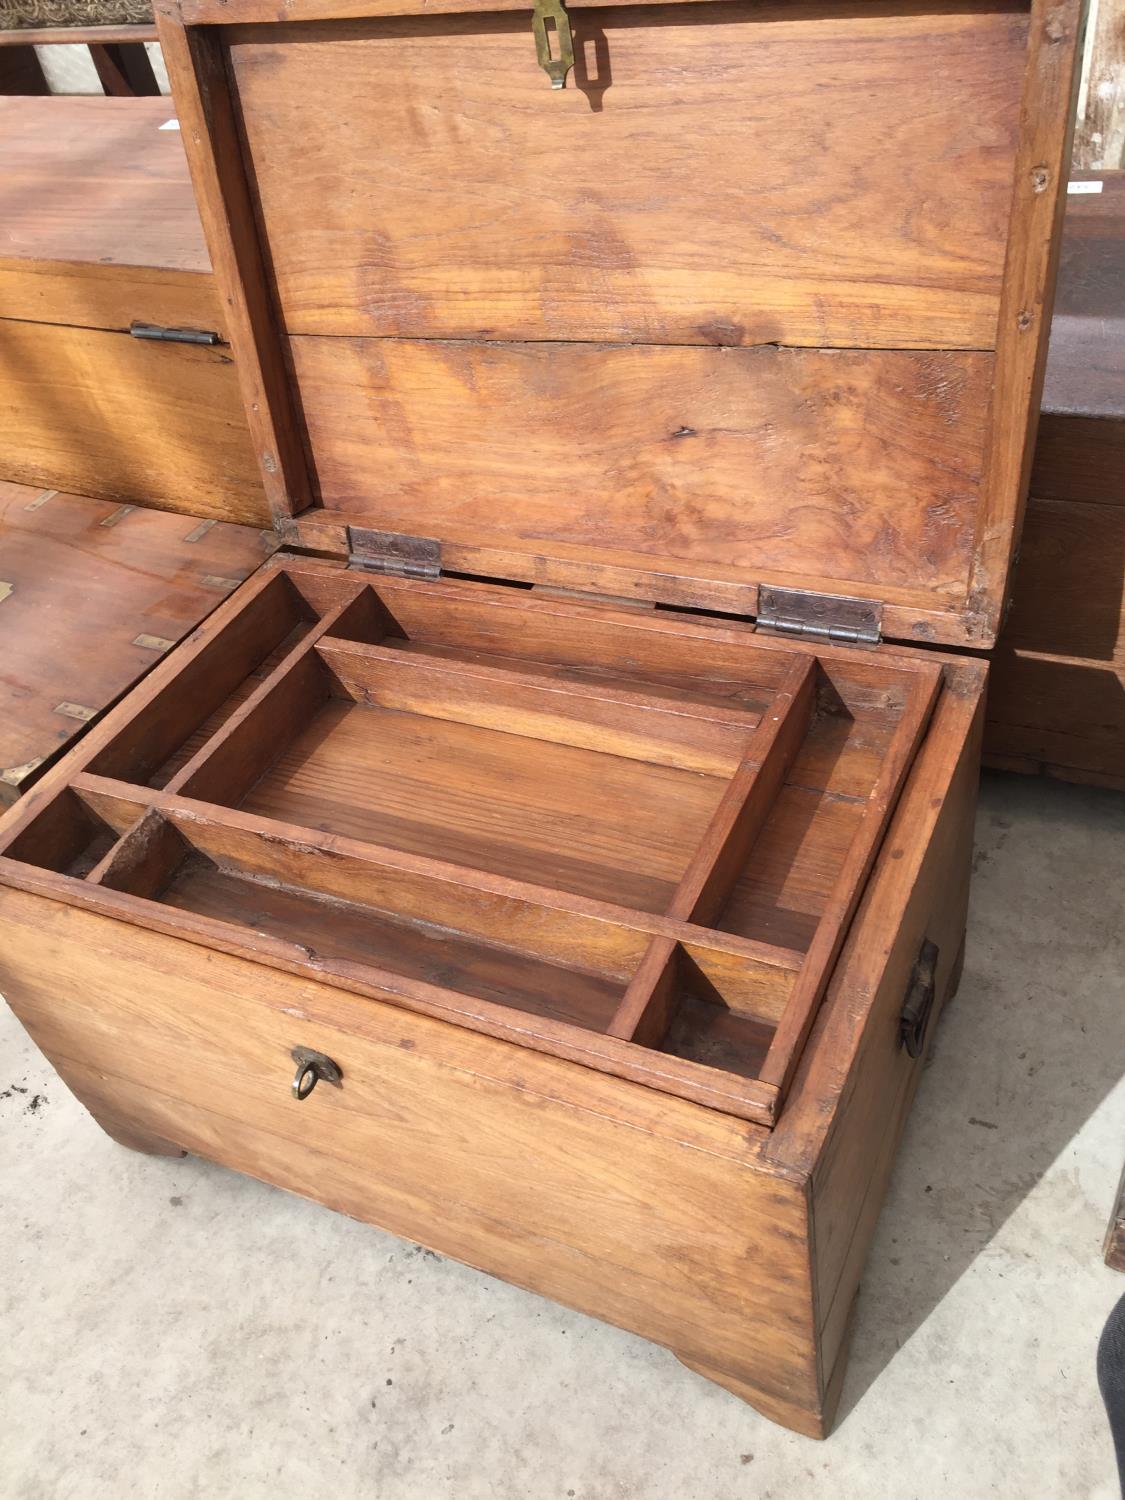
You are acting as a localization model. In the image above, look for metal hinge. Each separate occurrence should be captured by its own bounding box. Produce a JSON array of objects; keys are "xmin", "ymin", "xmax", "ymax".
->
[
  {"xmin": 757, "ymin": 586, "xmax": 882, "ymax": 647},
  {"xmin": 130, "ymin": 322, "xmax": 221, "ymax": 346},
  {"xmin": 346, "ymin": 527, "xmax": 442, "ymax": 580}
]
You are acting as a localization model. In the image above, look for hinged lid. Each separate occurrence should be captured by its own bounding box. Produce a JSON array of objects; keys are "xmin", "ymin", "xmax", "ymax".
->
[{"xmin": 159, "ymin": 0, "xmax": 1086, "ymax": 649}]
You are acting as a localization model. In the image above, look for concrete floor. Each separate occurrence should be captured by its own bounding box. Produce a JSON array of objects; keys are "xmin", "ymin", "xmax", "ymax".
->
[{"xmin": 1, "ymin": 770, "xmax": 1123, "ymax": 1499}]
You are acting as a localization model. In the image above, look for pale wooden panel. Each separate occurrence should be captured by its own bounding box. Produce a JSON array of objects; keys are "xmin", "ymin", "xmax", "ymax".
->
[
  {"xmin": 231, "ymin": 3, "xmax": 1028, "ymax": 348},
  {"xmin": 0, "ymin": 97, "xmax": 208, "ymax": 275},
  {"xmin": 293, "ymin": 337, "xmax": 991, "ymax": 598},
  {"xmin": 0, "ymin": 262, "xmax": 224, "ymax": 339},
  {"xmin": 0, "ymin": 320, "xmax": 268, "ymax": 524}
]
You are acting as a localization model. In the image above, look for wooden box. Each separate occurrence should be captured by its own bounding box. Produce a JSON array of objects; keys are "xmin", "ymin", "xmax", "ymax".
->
[
  {"xmin": 0, "ymin": 0, "xmax": 1083, "ymax": 1438},
  {"xmin": 0, "ymin": 95, "xmax": 267, "ymax": 526},
  {"xmin": 986, "ymin": 171, "xmax": 1125, "ymax": 790}
]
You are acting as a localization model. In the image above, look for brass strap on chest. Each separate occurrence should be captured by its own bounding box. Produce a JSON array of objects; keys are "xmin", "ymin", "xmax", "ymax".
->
[{"xmin": 532, "ymin": 0, "xmax": 575, "ymax": 89}]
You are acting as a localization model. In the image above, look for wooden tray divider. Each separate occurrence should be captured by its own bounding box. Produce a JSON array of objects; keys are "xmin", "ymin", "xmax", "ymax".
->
[
  {"xmin": 7, "ymin": 792, "xmax": 789, "ymax": 1126},
  {"xmin": 85, "ymin": 808, "xmax": 186, "ymax": 900},
  {"xmin": 315, "ymin": 635, "xmax": 765, "ymax": 774},
  {"xmin": 606, "ymin": 657, "xmax": 816, "ymax": 1047},
  {"xmin": 757, "ymin": 662, "xmax": 945, "ymax": 1099},
  {"xmin": 164, "ymin": 583, "xmax": 375, "ymax": 802},
  {"xmin": 68, "ymin": 771, "xmax": 803, "ymax": 997}
]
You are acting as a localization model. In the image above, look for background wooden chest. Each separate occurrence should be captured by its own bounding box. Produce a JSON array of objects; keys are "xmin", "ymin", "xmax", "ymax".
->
[
  {"xmin": 0, "ymin": 95, "xmax": 266, "ymax": 526},
  {"xmin": 986, "ymin": 172, "xmax": 1125, "ymax": 790}
]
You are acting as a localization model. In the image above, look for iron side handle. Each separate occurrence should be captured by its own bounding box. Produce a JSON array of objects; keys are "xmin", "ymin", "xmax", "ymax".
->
[{"xmin": 900, "ymin": 938, "xmax": 939, "ymax": 1059}]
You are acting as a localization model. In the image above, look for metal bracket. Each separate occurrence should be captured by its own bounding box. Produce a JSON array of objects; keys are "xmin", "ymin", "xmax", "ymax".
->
[
  {"xmin": 757, "ymin": 586, "xmax": 882, "ymax": 647},
  {"xmin": 347, "ymin": 528, "xmax": 442, "ymax": 580},
  {"xmin": 531, "ymin": 0, "xmax": 575, "ymax": 89},
  {"xmin": 130, "ymin": 322, "xmax": 221, "ymax": 347}
]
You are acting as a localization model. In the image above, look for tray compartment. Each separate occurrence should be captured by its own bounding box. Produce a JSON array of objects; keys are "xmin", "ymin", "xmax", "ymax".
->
[
  {"xmin": 84, "ymin": 572, "xmax": 320, "ymax": 788},
  {"xmin": 57, "ymin": 791, "xmax": 800, "ymax": 1053},
  {"xmin": 170, "ymin": 629, "xmax": 785, "ymax": 912},
  {"xmin": 2, "ymin": 789, "xmax": 117, "ymax": 878}
]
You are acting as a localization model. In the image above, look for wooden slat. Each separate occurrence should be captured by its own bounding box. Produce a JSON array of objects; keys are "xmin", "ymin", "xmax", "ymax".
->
[
  {"xmin": 0, "ymin": 23, "xmax": 158, "ymax": 44},
  {"xmin": 86, "ymin": 809, "xmax": 185, "ymax": 899},
  {"xmin": 153, "ymin": 14, "xmax": 312, "ymax": 524},
  {"xmin": 607, "ymin": 657, "xmax": 815, "ymax": 1046},
  {"xmin": 168, "ymin": 586, "xmax": 368, "ymax": 801},
  {"xmin": 70, "ymin": 771, "xmax": 803, "ymax": 981},
  {"xmin": 967, "ymin": 0, "xmax": 1088, "ymax": 640},
  {"xmin": 665, "ymin": 658, "xmax": 817, "ymax": 926},
  {"xmin": 316, "ymin": 636, "xmax": 762, "ymax": 775},
  {"xmin": 758, "ymin": 662, "xmax": 944, "ymax": 1097},
  {"xmin": 84, "ymin": 568, "xmax": 306, "ymax": 786},
  {"xmin": 292, "ymin": 338, "xmax": 992, "ymax": 609}
]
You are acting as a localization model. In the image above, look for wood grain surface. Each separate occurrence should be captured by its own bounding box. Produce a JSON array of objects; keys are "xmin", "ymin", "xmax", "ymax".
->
[
  {"xmin": 230, "ymin": 4, "xmax": 1026, "ymax": 349},
  {"xmin": 293, "ymin": 337, "xmax": 991, "ymax": 599},
  {"xmin": 0, "ymin": 97, "xmax": 205, "ymax": 276},
  {"xmin": 985, "ymin": 169, "xmax": 1125, "ymax": 788},
  {"xmin": 0, "ymin": 319, "xmax": 266, "ymax": 521},
  {"xmin": 0, "ymin": 552, "xmax": 989, "ymax": 1434}
]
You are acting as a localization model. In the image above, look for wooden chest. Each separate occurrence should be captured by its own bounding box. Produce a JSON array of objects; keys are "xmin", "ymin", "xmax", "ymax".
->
[
  {"xmin": 986, "ymin": 172, "xmax": 1125, "ymax": 790},
  {"xmin": 0, "ymin": 0, "xmax": 1083, "ymax": 1438},
  {"xmin": 0, "ymin": 96, "xmax": 266, "ymax": 526}
]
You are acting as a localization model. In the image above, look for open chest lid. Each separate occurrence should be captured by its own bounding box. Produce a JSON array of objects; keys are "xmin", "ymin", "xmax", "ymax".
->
[{"xmin": 159, "ymin": 0, "xmax": 1084, "ymax": 649}]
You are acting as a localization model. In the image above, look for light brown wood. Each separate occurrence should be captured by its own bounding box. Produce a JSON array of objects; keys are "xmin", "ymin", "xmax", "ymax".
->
[
  {"xmin": 0, "ymin": 320, "xmax": 264, "ymax": 522},
  {"xmin": 968, "ymin": 0, "xmax": 1087, "ymax": 638},
  {"xmin": 759, "ymin": 663, "xmax": 943, "ymax": 1095},
  {"xmin": 160, "ymin": 0, "xmax": 1080, "ymax": 647},
  {"xmin": 1, "ymin": 0, "xmax": 1075, "ymax": 1442},
  {"xmin": 0, "ymin": 97, "xmax": 268, "ymax": 524},
  {"xmin": 0, "ymin": 98, "xmax": 204, "ymax": 277},
  {"xmin": 0, "ymin": 576, "xmax": 987, "ymax": 1437},
  {"xmin": 153, "ymin": 16, "xmax": 312, "ymax": 524},
  {"xmin": 230, "ymin": 6, "xmax": 1025, "ymax": 350},
  {"xmin": 292, "ymin": 338, "xmax": 992, "ymax": 610}
]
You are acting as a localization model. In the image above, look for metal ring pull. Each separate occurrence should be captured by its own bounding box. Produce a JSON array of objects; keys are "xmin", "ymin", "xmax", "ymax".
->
[{"xmin": 290, "ymin": 1046, "xmax": 343, "ymax": 1100}]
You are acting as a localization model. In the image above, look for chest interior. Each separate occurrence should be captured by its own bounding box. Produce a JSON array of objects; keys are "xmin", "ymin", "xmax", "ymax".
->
[{"xmin": 1, "ymin": 557, "xmax": 948, "ymax": 1125}]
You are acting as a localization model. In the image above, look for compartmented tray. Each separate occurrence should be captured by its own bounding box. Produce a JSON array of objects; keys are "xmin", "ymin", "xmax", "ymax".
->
[{"xmin": 0, "ymin": 556, "xmax": 942, "ymax": 1125}]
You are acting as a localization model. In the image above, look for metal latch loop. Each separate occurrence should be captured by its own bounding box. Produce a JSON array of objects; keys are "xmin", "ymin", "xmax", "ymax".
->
[{"xmin": 532, "ymin": 0, "xmax": 575, "ymax": 89}]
